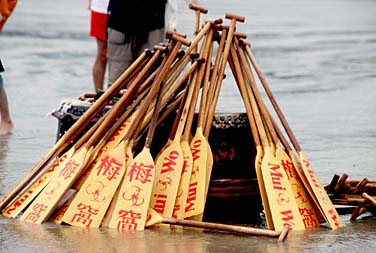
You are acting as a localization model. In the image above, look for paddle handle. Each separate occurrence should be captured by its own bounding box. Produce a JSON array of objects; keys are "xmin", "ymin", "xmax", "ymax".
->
[
  {"xmin": 243, "ymin": 43, "xmax": 302, "ymax": 152},
  {"xmin": 144, "ymin": 41, "xmax": 183, "ymax": 148},
  {"xmin": 202, "ymin": 14, "xmax": 244, "ymax": 138},
  {"xmin": 196, "ymin": 28, "xmax": 214, "ymax": 129},
  {"xmin": 162, "ymin": 217, "xmax": 281, "ymax": 238},
  {"xmin": 227, "ymin": 47, "xmax": 261, "ymax": 147},
  {"xmin": 203, "ymin": 27, "xmax": 227, "ymax": 138},
  {"xmin": 234, "ymin": 37, "xmax": 279, "ymax": 146},
  {"xmin": 229, "ymin": 43, "xmax": 270, "ymax": 148}
]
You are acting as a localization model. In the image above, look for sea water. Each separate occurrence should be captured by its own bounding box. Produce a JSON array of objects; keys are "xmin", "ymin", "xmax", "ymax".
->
[{"xmin": 1, "ymin": 0, "xmax": 375, "ymax": 252}]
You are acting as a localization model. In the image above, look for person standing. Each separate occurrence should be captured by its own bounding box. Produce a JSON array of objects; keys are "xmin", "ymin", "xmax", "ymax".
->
[
  {"xmin": 106, "ymin": 0, "xmax": 179, "ymax": 87},
  {"xmin": 0, "ymin": 0, "xmax": 17, "ymax": 135},
  {"xmin": 0, "ymin": 59, "xmax": 14, "ymax": 135},
  {"xmin": 89, "ymin": 0, "xmax": 110, "ymax": 92}
]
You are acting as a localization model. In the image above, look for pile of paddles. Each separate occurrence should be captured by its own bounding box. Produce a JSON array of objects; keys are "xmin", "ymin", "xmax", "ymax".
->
[
  {"xmin": 325, "ymin": 173, "xmax": 376, "ymax": 221},
  {"xmin": 0, "ymin": 4, "xmax": 345, "ymax": 241}
]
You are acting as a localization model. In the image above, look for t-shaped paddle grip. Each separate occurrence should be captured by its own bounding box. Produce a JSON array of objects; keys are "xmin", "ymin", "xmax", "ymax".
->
[
  {"xmin": 213, "ymin": 24, "xmax": 229, "ymax": 31},
  {"xmin": 190, "ymin": 52, "xmax": 200, "ymax": 61},
  {"xmin": 234, "ymin": 32, "xmax": 247, "ymax": 39},
  {"xmin": 193, "ymin": 57, "xmax": 206, "ymax": 65},
  {"xmin": 239, "ymin": 39, "xmax": 251, "ymax": 48},
  {"xmin": 188, "ymin": 3, "xmax": 208, "ymax": 14},
  {"xmin": 153, "ymin": 44, "xmax": 168, "ymax": 53},
  {"xmin": 170, "ymin": 33, "xmax": 191, "ymax": 47},
  {"xmin": 166, "ymin": 30, "xmax": 187, "ymax": 39},
  {"xmin": 225, "ymin": 13, "xmax": 246, "ymax": 23}
]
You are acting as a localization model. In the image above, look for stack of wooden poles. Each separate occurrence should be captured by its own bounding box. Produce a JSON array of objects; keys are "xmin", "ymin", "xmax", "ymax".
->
[
  {"xmin": 0, "ymin": 4, "xmax": 345, "ymax": 240},
  {"xmin": 325, "ymin": 173, "xmax": 376, "ymax": 221}
]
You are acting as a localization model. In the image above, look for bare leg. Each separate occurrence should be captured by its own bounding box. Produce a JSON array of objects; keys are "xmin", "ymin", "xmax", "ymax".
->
[
  {"xmin": 0, "ymin": 87, "xmax": 14, "ymax": 135},
  {"xmin": 92, "ymin": 38, "xmax": 107, "ymax": 91}
]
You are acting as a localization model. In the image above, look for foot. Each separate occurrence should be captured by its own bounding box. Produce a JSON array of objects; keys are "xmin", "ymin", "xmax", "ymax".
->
[{"xmin": 0, "ymin": 120, "xmax": 14, "ymax": 135}]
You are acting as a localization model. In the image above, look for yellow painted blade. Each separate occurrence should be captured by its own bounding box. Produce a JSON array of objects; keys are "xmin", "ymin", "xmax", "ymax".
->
[
  {"xmin": 289, "ymin": 151, "xmax": 325, "ymax": 224},
  {"xmin": 149, "ymin": 138, "xmax": 184, "ymax": 218},
  {"xmin": 276, "ymin": 147, "xmax": 321, "ymax": 228},
  {"xmin": 299, "ymin": 152, "xmax": 345, "ymax": 229},
  {"xmin": 184, "ymin": 129, "xmax": 208, "ymax": 218},
  {"xmin": 145, "ymin": 208, "xmax": 163, "ymax": 227},
  {"xmin": 108, "ymin": 148, "xmax": 155, "ymax": 231},
  {"xmin": 261, "ymin": 147, "xmax": 305, "ymax": 231},
  {"xmin": 254, "ymin": 145, "xmax": 274, "ymax": 230},
  {"xmin": 2, "ymin": 148, "xmax": 75, "ymax": 218},
  {"xmin": 101, "ymin": 141, "xmax": 132, "ymax": 227},
  {"xmin": 189, "ymin": 143, "xmax": 214, "ymax": 222},
  {"xmin": 20, "ymin": 147, "xmax": 90, "ymax": 224},
  {"xmin": 62, "ymin": 142, "xmax": 127, "ymax": 228},
  {"xmin": 172, "ymin": 140, "xmax": 193, "ymax": 219}
]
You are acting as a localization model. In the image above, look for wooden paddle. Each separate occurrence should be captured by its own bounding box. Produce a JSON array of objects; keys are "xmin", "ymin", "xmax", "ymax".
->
[
  {"xmin": 244, "ymin": 42, "xmax": 345, "ymax": 229},
  {"xmin": 146, "ymin": 208, "xmax": 285, "ymax": 239},
  {"xmin": 189, "ymin": 3, "xmax": 208, "ymax": 54},
  {"xmin": 189, "ymin": 3, "xmax": 208, "ymax": 37},
  {"xmin": 0, "ymin": 51, "xmax": 151, "ymax": 213},
  {"xmin": 235, "ymin": 37, "xmax": 321, "ymax": 228},
  {"xmin": 186, "ymin": 14, "xmax": 244, "ymax": 221},
  {"xmin": 179, "ymin": 71, "xmax": 199, "ymax": 219},
  {"xmin": 107, "ymin": 37, "xmax": 188, "ymax": 230},
  {"xmin": 226, "ymin": 45, "xmax": 274, "ymax": 229},
  {"xmin": 149, "ymin": 59, "xmax": 203, "ymax": 221},
  {"xmin": 229, "ymin": 42, "xmax": 305, "ymax": 231},
  {"xmin": 181, "ymin": 28, "xmax": 214, "ymax": 218},
  {"xmin": 187, "ymin": 27, "xmax": 215, "ymax": 221}
]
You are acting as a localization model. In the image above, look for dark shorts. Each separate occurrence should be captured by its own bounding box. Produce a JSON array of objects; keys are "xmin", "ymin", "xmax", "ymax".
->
[
  {"xmin": 0, "ymin": 75, "xmax": 4, "ymax": 92},
  {"xmin": 90, "ymin": 11, "xmax": 108, "ymax": 41},
  {"xmin": 106, "ymin": 28, "xmax": 165, "ymax": 86}
]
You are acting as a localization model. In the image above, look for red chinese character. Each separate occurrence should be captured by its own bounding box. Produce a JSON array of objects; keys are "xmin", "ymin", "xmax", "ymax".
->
[
  {"xmin": 281, "ymin": 159, "xmax": 295, "ymax": 179},
  {"xmin": 300, "ymin": 208, "xmax": 319, "ymax": 228},
  {"xmin": 292, "ymin": 183, "xmax": 308, "ymax": 203},
  {"xmin": 97, "ymin": 155, "xmax": 122, "ymax": 181},
  {"xmin": 71, "ymin": 203, "xmax": 99, "ymax": 227},
  {"xmin": 117, "ymin": 209, "xmax": 142, "ymax": 230},
  {"xmin": 24, "ymin": 203, "xmax": 48, "ymax": 223},
  {"xmin": 128, "ymin": 162, "xmax": 154, "ymax": 184},
  {"xmin": 59, "ymin": 159, "xmax": 79, "ymax": 179},
  {"xmin": 123, "ymin": 186, "xmax": 144, "ymax": 206}
]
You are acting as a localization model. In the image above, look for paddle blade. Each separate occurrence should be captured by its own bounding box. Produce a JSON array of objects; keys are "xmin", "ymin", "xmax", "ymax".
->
[
  {"xmin": 172, "ymin": 141, "xmax": 194, "ymax": 219},
  {"xmin": 254, "ymin": 146, "xmax": 274, "ymax": 230},
  {"xmin": 149, "ymin": 139, "xmax": 184, "ymax": 218},
  {"xmin": 261, "ymin": 148, "xmax": 305, "ymax": 231},
  {"xmin": 299, "ymin": 152, "xmax": 344, "ymax": 229},
  {"xmin": 184, "ymin": 132, "xmax": 209, "ymax": 218},
  {"xmin": 108, "ymin": 148, "xmax": 155, "ymax": 231},
  {"xmin": 145, "ymin": 208, "xmax": 164, "ymax": 227},
  {"xmin": 276, "ymin": 147, "xmax": 321, "ymax": 228},
  {"xmin": 61, "ymin": 142, "xmax": 127, "ymax": 228}
]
